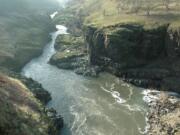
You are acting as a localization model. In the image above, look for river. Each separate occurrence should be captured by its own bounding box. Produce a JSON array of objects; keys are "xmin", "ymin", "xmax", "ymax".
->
[{"xmin": 22, "ymin": 25, "xmax": 148, "ymax": 135}]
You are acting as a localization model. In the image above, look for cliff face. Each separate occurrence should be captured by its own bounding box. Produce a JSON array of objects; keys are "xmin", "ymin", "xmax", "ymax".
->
[
  {"xmin": 166, "ymin": 27, "xmax": 180, "ymax": 58},
  {"xmin": 85, "ymin": 23, "xmax": 168, "ymax": 66},
  {"xmin": 85, "ymin": 23, "xmax": 180, "ymax": 93}
]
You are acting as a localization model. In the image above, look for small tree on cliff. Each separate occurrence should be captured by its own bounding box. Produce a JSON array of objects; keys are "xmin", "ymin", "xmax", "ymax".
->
[
  {"xmin": 116, "ymin": 0, "xmax": 142, "ymax": 14},
  {"xmin": 116, "ymin": 0, "xmax": 130, "ymax": 14},
  {"xmin": 130, "ymin": 0, "xmax": 142, "ymax": 14},
  {"xmin": 163, "ymin": 0, "xmax": 171, "ymax": 11},
  {"xmin": 141, "ymin": 0, "xmax": 158, "ymax": 16}
]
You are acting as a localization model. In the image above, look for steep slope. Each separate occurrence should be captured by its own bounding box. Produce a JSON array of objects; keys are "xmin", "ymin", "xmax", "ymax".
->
[
  {"xmin": 50, "ymin": 1, "xmax": 180, "ymax": 134},
  {"xmin": 0, "ymin": 73, "xmax": 63, "ymax": 135},
  {"xmin": 0, "ymin": 0, "xmax": 57, "ymax": 71}
]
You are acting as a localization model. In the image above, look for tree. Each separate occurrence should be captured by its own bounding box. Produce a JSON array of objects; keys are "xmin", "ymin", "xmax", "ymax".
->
[
  {"xmin": 116, "ymin": 0, "xmax": 141, "ymax": 14},
  {"xmin": 130, "ymin": 0, "xmax": 142, "ymax": 14},
  {"xmin": 141, "ymin": 0, "xmax": 158, "ymax": 16},
  {"xmin": 163, "ymin": 0, "xmax": 170, "ymax": 11}
]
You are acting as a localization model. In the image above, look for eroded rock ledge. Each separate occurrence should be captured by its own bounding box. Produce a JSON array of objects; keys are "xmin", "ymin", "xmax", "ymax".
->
[
  {"xmin": 84, "ymin": 23, "xmax": 180, "ymax": 94},
  {"xmin": 50, "ymin": 22, "xmax": 180, "ymax": 93},
  {"xmin": 50, "ymin": 34, "xmax": 102, "ymax": 77},
  {"xmin": 49, "ymin": 22, "xmax": 180, "ymax": 135}
]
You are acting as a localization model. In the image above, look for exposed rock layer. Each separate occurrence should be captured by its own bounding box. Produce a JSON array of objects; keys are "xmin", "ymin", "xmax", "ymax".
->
[{"xmin": 84, "ymin": 24, "xmax": 180, "ymax": 93}]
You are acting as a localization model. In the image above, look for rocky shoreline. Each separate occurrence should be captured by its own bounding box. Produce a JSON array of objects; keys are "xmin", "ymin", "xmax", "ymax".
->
[
  {"xmin": 48, "ymin": 4, "xmax": 180, "ymax": 133},
  {"xmin": 144, "ymin": 90, "xmax": 180, "ymax": 135},
  {"xmin": 15, "ymin": 73, "xmax": 64, "ymax": 134},
  {"xmin": 50, "ymin": 22, "xmax": 180, "ymax": 94},
  {"xmin": 49, "ymin": 24, "xmax": 180, "ymax": 134},
  {"xmin": 84, "ymin": 24, "xmax": 180, "ymax": 94}
]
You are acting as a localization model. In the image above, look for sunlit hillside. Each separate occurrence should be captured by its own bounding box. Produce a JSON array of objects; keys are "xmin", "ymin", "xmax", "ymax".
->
[{"xmin": 59, "ymin": 0, "xmax": 180, "ymax": 28}]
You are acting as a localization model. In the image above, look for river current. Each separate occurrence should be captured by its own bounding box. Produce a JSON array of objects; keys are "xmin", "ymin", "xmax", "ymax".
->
[{"xmin": 22, "ymin": 25, "xmax": 148, "ymax": 135}]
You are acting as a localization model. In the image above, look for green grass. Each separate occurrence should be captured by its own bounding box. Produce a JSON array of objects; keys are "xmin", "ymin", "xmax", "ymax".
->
[
  {"xmin": 54, "ymin": 34, "xmax": 84, "ymax": 52},
  {"xmin": 0, "ymin": 0, "xmax": 56, "ymax": 71},
  {"xmin": 63, "ymin": 0, "xmax": 180, "ymax": 28},
  {"xmin": 0, "ymin": 13, "xmax": 53, "ymax": 71},
  {"xmin": 52, "ymin": 34, "xmax": 84, "ymax": 59},
  {"xmin": 0, "ymin": 74, "xmax": 50, "ymax": 135}
]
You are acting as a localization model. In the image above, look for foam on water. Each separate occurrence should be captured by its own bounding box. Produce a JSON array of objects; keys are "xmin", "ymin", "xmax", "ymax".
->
[
  {"xmin": 50, "ymin": 11, "xmax": 58, "ymax": 19},
  {"xmin": 112, "ymin": 91, "xmax": 126, "ymax": 104},
  {"xmin": 100, "ymin": 86, "xmax": 126, "ymax": 104},
  {"xmin": 56, "ymin": 25, "xmax": 68, "ymax": 34},
  {"xmin": 141, "ymin": 89, "xmax": 159, "ymax": 134},
  {"xmin": 142, "ymin": 89, "xmax": 160, "ymax": 103}
]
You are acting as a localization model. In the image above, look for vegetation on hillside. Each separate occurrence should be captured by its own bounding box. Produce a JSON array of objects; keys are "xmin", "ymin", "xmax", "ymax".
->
[
  {"xmin": 0, "ymin": 0, "xmax": 58, "ymax": 71},
  {"xmin": 51, "ymin": 2, "xmax": 180, "ymax": 134},
  {"xmin": 53, "ymin": 0, "xmax": 180, "ymax": 92},
  {"xmin": 55, "ymin": 0, "xmax": 180, "ymax": 28},
  {"xmin": 0, "ymin": 1, "xmax": 64, "ymax": 134},
  {"xmin": 0, "ymin": 74, "xmax": 53, "ymax": 135}
]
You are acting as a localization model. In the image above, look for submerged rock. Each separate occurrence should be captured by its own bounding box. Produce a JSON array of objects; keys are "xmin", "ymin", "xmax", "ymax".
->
[{"xmin": 75, "ymin": 65, "xmax": 102, "ymax": 77}]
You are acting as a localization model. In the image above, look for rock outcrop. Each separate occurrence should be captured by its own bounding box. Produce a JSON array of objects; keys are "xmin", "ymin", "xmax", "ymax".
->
[
  {"xmin": 50, "ymin": 34, "xmax": 101, "ymax": 77},
  {"xmin": 84, "ymin": 23, "xmax": 180, "ymax": 93}
]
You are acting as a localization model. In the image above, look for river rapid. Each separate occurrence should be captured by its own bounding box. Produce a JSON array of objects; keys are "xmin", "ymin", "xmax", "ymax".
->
[{"xmin": 22, "ymin": 25, "xmax": 148, "ymax": 135}]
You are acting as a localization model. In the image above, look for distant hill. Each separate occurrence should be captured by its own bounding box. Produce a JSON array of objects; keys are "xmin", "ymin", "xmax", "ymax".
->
[
  {"xmin": 0, "ymin": 0, "xmax": 58, "ymax": 71},
  {"xmin": 0, "ymin": 0, "xmax": 58, "ymax": 14}
]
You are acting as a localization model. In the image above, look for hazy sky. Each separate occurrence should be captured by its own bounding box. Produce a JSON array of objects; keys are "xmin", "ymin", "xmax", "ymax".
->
[{"xmin": 56, "ymin": 0, "xmax": 68, "ymax": 5}]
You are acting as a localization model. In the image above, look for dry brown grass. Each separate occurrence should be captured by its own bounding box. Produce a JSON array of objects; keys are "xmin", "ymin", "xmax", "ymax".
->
[
  {"xmin": 159, "ymin": 92, "xmax": 169, "ymax": 102},
  {"xmin": 0, "ymin": 73, "xmax": 50, "ymax": 135}
]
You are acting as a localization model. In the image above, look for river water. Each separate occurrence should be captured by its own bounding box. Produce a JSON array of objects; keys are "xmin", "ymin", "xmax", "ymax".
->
[{"xmin": 22, "ymin": 25, "xmax": 148, "ymax": 135}]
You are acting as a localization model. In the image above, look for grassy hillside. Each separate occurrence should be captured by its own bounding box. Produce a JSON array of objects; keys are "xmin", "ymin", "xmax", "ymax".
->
[
  {"xmin": 0, "ymin": 74, "xmax": 51, "ymax": 135},
  {"xmin": 0, "ymin": 0, "xmax": 58, "ymax": 71},
  {"xmin": 84, "ymin": 0, "xmax": 180, "ymax": 27},
  {"xmin": 55, "ymin": 0, "xmax": 180, "ymax": 29}
]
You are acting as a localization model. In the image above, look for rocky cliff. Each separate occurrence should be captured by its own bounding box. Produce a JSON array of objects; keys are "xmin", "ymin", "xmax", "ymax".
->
[{"xmin": 84, "ymin": 23, "xmax": 180, "ymax": 93}]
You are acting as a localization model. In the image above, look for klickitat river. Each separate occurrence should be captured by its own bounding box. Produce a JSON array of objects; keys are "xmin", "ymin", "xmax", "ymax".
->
[{"xmin": 22, "ymin": 25, "xmax": 148, "ymax": 135}]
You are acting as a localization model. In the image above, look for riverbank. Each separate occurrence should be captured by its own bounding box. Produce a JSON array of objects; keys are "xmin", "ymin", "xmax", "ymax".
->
[
  {"xmin": 50, "ymin": 0, "xmax": 180, "ymax": 134},
  {"xmin": 52, "ymin": 0, "xmax": 180, "ymax": 93},
  {"xmin": 144, "ymin": 90, "xmax": 180, "ymax": 135},
  {"xmin": 49, "ymin": 26, "xmax": 180, "ymax": 135},
  {"xmin": 0, "ymin": 1, "xmax": 65, "ymax": 134},
  {"xmin": 0, "ymin": 26, "xmax": 64, "ymax": 135},
  {"xmin": 0, "ymin": 72, "xmax": 63, "ymax": 135},
  {"xmin": 50, "ymin": 22, "xmax": 180, "ymax": 93}
]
